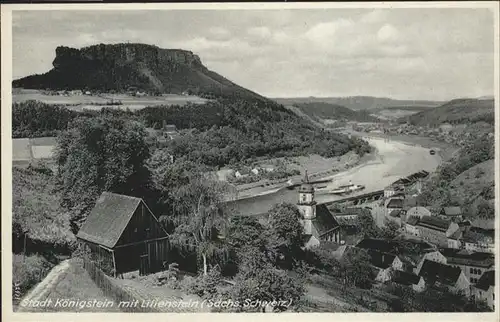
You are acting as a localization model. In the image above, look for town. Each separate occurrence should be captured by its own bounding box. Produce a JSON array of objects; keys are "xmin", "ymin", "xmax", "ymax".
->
[{"xmin": 7, "ymin": 6, "xmax": 496, "ymax": 315}]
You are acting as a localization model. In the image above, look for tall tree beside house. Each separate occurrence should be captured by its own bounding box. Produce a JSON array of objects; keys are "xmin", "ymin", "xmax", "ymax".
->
[
  {"xmin": 230, "ymin": 246, "xmax": 305, "ymax": 312},
  {"xmin": 357, "ymin": 211, "xmax": 381, "ymax": 238},
  {"xmin": 266, "ymin": 203, "xmax": 305, "ymax": 267},
  {"xmin": 338, "ymin": 248, "xmax": 373, "ymax": 289},
  {"xmin": 146, "ymin": 152, "xmax": 212, "ymax": 220},
  {"xmin": 55, "ymin": 115, "xmax": 152, "ymax": 233},
  {"xmin": 170, "ymin": 178, "xmax": 231, "ymax": 275}
]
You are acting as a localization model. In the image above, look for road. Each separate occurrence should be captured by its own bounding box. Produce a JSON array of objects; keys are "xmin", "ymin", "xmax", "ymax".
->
[
  {"xmin": 16, "ymin": 260, "xmax": 70, "ymax": 312},
  {"xmin": 227, "ymin": 136, "xmax": 442, "ymax": 217}
]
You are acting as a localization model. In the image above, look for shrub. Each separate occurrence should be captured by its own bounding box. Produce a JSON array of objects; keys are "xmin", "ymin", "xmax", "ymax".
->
[
  {"xmin": 180, "ymin": 268, "xmax": 222, "ymax": 299},
  {"xmin": 12, "ymin": 254, "xmax": 55, "ymax": 301}
]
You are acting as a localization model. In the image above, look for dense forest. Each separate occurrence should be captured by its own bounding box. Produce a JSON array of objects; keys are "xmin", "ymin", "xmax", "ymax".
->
[
  {"xmin": 13, "ymin": 98, "xmax": 371, "ymax": 167},
  {"xmin": 403, "ymin": 99, "xmax": 494, "ymax": 126},
  {"xmin": 292, "ymin": 102, "xmax": 379, "ymax": 123},
  {"xmin": 12, "ymin": 100, "xmax": 78, "ymax": 138},
  {"xmin": 417, "ymin": 134, "xmax": 495, "ymax": 218}
]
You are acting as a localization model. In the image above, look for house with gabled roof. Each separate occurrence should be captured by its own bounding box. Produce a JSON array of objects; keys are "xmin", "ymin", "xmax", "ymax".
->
[
  {"xmin": 418, "ymin": 259, "xmax": 471, "ymax": 296},
  {"xmin": 416, "ymin": 216, "xmax": 459, "ymax": 248},
  {"xmin": 472, "ymin": 270, "xmax": 495, "ymax": 309},
  {"xmin": 404, "ymin": 216, "xmax": 421, "ymax": 237},
  {"xmin": 439, "ymin": 206, "xmax": 464, "ymax": 222},
  {"xmin": 462, "ymin": 227, "xmax": 495, "ymax": 254},
  {"xmin": 393, "ymin": 270, "xmax": 426, "ymax": 292},
  {"xmin": 355, "ymin": 238, "xmax": 404, "ymax": 282},
  {"xmin": 76, "ymin": 192, "xmax": 170, "ymax": 276},
  {"xmin": 440, "ymin": 248, "xmax": 494, "ymax": 284}
]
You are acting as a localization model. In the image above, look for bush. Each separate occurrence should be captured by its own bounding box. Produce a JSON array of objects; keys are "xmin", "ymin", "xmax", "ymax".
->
[
  {"xmin": 12, "ymin": 254, "xmax": 55, "ymax": 301},
  {"xmin": 180, "ymin": 268, "xmax": 223, "ymax": 299}
]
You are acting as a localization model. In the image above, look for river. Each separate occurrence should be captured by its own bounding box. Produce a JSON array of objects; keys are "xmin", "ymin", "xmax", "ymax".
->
[{"xmin": 226, "ymin": 136, "xmax": 443, "ymax": 217}]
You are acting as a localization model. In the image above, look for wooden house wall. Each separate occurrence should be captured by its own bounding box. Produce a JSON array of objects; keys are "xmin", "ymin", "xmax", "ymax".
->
[
  {"xmin": 78, "ymin": 239, "xmax": 114, "ymax": 274},
  {"xmin": 116, "ymin": 202, "xmax": 167, "ymax": 246},
  {"xmin": 114, "ymin": 238, "xmax": 170, "ymax": 274}
]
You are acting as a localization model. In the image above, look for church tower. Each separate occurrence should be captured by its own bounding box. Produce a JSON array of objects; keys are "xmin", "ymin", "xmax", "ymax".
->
[{"xmin": 297, "ymin": 170, "xmax": 316, "ymax": 235}]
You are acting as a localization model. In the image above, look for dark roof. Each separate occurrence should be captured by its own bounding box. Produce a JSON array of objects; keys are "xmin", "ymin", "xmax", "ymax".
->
[
  {"xmin": 441, "ymin": 207, "xmax": 462, "ymax": 216},
  {"xmin": 475, "ymin": 271, "xmax": 495, "ymax": 291},
  {"xmin": 440, "ymin": 249, "xmax": 494, "ymax": 268},
  {"xmin": 76, "ymin": 192, "xmax": 143, "ymax": 248},
  {"xmin": 387, "ymin": 198, "xmax": 404, "ymax": 209},
  {"xmin": 312, "ymin": 204, "xmax": 340, "ymax": 237},
  {"xmin": 418, "ymin": 259, "xmax": 463, "ymax": 286},
  {"xmin": 416, "ymin": 216, "xmax": 450, "ymax": 232},
  {"xmin": 356, "ymin": 238, "xmax": 397, "ymax": 254},
  {"xmin": 367, "ymin": 250, "xmax": 397, "ymax": 269},
  {"xmin": 406, "ymin": 216, "xmax": 420, "ymax": 226},
  {"xmin": 393, "ymin": 270, "xmax": 422, "ymax": 286}
]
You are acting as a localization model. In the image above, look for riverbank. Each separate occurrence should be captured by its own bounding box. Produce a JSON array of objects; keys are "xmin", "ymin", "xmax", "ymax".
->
[
  {"xmin": 343, "ymin": 130, "xmax": 459, "ymax": 162},
  {"xmin": 226, "ymin": 150, "xmax": 376, "ymax": 202},
  {"xmin": 227, "ymin": 135, "xmax": 443, "ymax": 216}
]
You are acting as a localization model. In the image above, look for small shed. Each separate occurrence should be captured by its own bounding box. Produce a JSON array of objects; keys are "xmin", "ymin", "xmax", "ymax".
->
[{"xmin": 76, "ymin": 192, "xmax": 170, "ymax": 276}]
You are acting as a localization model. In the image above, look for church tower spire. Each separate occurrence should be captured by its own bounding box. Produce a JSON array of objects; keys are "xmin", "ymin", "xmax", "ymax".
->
[{"xmin": 297, "ymin": 169, "xmax": 317, "ymax": 235}]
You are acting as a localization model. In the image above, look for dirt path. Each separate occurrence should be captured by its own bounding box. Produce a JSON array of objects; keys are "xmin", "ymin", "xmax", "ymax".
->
[{"xmin": 17, "ymin": 259, "xmax": 71, "ymax": 312}]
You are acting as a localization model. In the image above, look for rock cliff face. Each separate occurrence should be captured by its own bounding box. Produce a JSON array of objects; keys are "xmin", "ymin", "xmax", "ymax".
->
[{"xmin": 13, "ymin": 43, "xmax": 263, "ymax": 100}]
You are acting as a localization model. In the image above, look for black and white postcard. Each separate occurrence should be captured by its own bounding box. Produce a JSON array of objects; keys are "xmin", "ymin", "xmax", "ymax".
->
[{"xmin": 1, "ymin": 2, "xmax": 498, "ymax": 320}]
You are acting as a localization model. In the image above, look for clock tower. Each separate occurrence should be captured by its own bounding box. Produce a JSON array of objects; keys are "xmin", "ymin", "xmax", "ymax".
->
[{"xmin": 297, "ymin": 170, "xmax": 316, "ymax": 235}]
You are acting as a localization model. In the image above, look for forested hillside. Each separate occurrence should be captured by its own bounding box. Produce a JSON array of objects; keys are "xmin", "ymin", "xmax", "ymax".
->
[
  {"xmin": 13, "ymin": 98, "xmax": 371, "ymax": 168},
  {"xmin": 140, "ymin": 99, "xmax": 371, "ymax": 166},
  {"xmin": 292, "ymin": 102, "xmax": 378, "ymax": 123},
  {"xmin": 417, "ymin": 134, "xmax": 495, "ymax": 218},
  {"xmin": 13, "ymin": 43, "xmax": 264, "ymax": 100},
  {"xmin": 404, "ymin": 99, "xmax": 494, "ymax": 126},
  {"xmin": 12, "ymin": 100, "xmax": 78, "ymax": 138}
]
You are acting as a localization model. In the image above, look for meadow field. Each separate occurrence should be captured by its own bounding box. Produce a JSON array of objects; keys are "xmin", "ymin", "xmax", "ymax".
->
[{"xmin": 12, "ymin": 88, "xmax": 208, "ymax": 109}]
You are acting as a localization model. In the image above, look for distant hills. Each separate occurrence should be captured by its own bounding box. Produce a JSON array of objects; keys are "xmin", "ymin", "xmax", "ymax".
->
[
  {"xmin": 13, "ymin": 43, "xmax": 265, "ymax": 101},
  {"xmin": 273, "ymin": 96, "xmax": 443, "ymax": 111},
  {"xmin": 403, "ymin": 98, "xmax": 495, "ymax": 126},
  {"xmin": 292, "ymin": 102, "xmax": 379, "ymax": 123}
]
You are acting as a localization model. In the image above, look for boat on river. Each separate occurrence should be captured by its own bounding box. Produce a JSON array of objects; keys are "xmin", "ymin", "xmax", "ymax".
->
[{"xmin": 330, "ymin": 181, "xmax": 366, "ymax": 195}]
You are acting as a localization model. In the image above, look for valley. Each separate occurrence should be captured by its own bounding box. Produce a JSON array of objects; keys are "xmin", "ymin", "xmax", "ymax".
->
[{"xmin": 9, "ymin": 39, "xmax": 495, "ymax": 314}]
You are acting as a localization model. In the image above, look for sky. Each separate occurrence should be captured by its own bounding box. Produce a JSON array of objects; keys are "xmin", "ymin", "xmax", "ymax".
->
[{"xmin": 12, "ymin": 8, "xmax": 495, "ymax": 100}]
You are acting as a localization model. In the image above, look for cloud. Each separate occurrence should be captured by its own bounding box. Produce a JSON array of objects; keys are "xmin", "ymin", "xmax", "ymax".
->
[
  {"xmin": 360, "ymin": 9, "xmax": 389, "ymax": 24},
  {"xmin": 247, "ymin": 26, "xmax": 272, "ymax": 39},
  {"xmin": 377, "ymin": 24, "xmax": 400, "ymax": 43},
  {"xmin": 208, "ymin": 27, "xmax": 231, "ymax": 40},
  {"xmin": 304, "ymin": 19, "xmax": 354, "ymax": 44},
  {"xmin": 11, "ymin": 9, "xmax": 495, "ymax": 100}
]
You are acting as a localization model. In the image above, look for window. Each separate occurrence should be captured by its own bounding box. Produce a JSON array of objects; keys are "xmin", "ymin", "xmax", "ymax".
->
[
  {"xmin": 302, "ymin": 194, "xmax": 307, "ymax": 202},
  {"xmin": 470, "ymin": 268, "xmax": 474, "ymax": 274}
]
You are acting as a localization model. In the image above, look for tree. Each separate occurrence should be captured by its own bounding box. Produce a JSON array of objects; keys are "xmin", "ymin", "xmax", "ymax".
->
[
  {"xmin": 357, "ymin": 211, "xmax": 380, "ymax": 238},
  {"xmin": 170, "ymin": 178, "xmax": 231, "ymax": 275},
  {"xmin": 230, "ymin": 248, "xmax": 305, "ymax": 312},
  {"xmin": 338, "ymin": 248, "xmax": 373, "ymax": 289},
  {"xmin": 55, "ymin": 115, "xmax": 151, "ymax": 233},
  {"xmin": 381, "ymin": 219, "xmax": 400, "ymax": 239},
  {"xmin": 226, "ymin": 215, "xmax": 267, "ymax": 250},
  {"xmin": 266, "ymin": 203, "xmax": 305, "ymax": 267}
]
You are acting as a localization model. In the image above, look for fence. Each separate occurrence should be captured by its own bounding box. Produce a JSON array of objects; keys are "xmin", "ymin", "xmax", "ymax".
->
[{"xmin": 83, "ymin": 259, "xmax": 160, "ymax": 313}]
